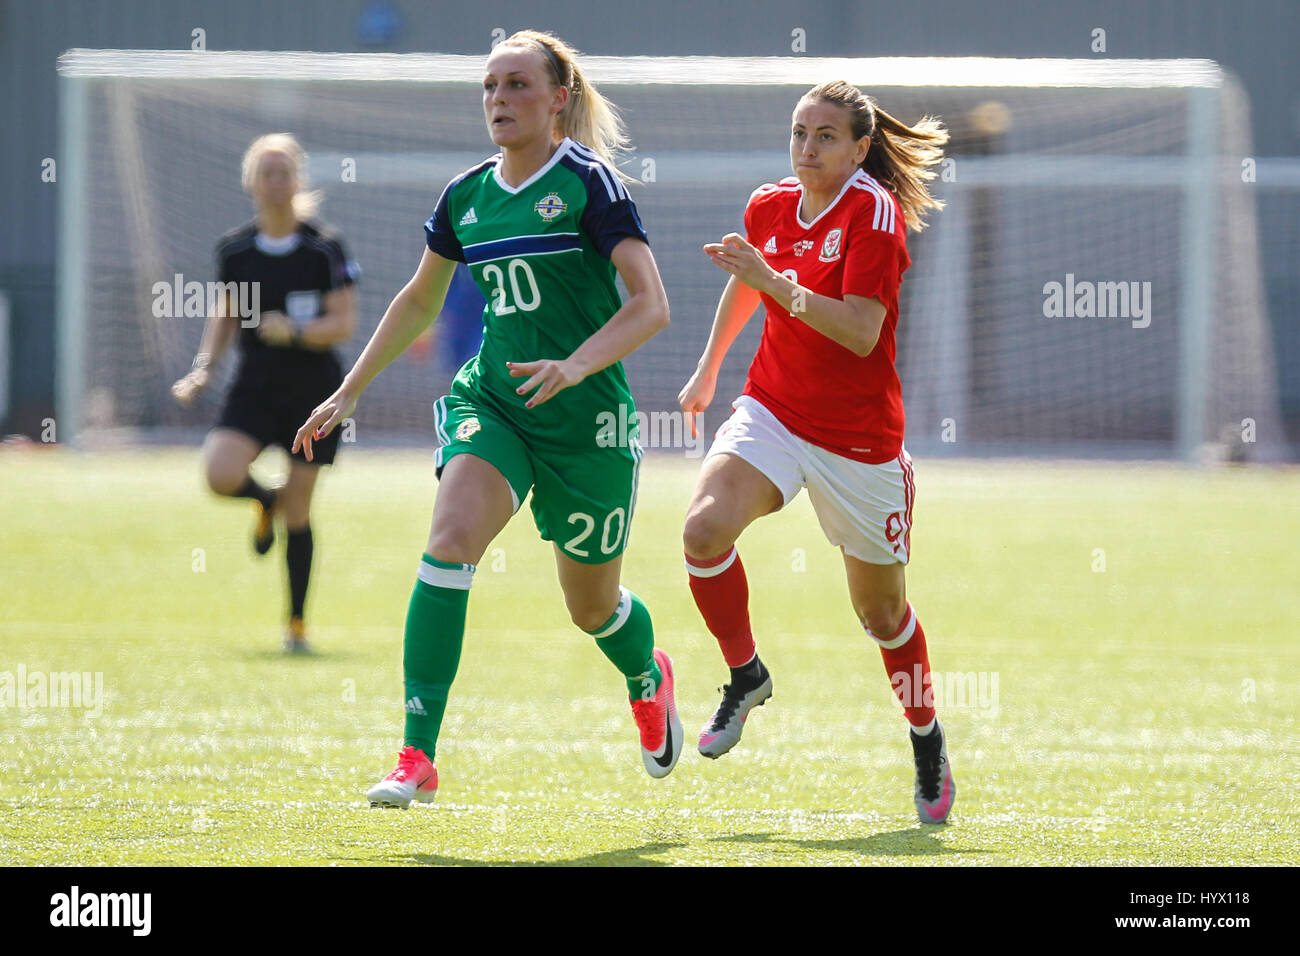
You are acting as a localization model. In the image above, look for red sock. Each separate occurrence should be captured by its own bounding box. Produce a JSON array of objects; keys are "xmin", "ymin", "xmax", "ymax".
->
[
  {"xmin": 868, "ymin": 602, "xmax": 937, "ymax": 730},
  {"xmin": 685, "ymin": 547, "xmax": 756, "ymax": 668}
]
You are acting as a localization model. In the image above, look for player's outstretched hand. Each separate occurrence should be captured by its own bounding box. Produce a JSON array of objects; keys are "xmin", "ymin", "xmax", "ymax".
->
[
  {"xmin": 171, "ymin": 368, "xmax": 210, "ymax": 407},
  {"xmin": 703, "ymin": 233, "xmax": 776, "ymax": 291},
  {"xmin": 292, "ymin": 386, "xmax": 358, "ymax": 462},
  {"xmin": 677, "ymin": 367, "xmax": 716, "ymax": 440},
  {"xmin": 507, "ymin": 359, "xmax": 583, "ymax": 409}
]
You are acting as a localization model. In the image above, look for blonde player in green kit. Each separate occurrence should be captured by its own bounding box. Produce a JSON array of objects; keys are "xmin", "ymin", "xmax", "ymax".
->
[{"xmin": 293, "ymin": 30, "xmax": 682, "ymax": 807}]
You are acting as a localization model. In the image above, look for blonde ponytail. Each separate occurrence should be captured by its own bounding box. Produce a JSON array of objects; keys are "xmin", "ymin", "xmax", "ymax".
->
[{"xmin": 499, "ymin": 30, "xmax": 634, "ymax": 184}]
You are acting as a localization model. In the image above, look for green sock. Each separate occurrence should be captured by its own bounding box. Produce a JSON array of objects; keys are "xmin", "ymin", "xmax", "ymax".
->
[
  {"xmin": 403, "ymin": 554, "xmax": 474, "ymax": 759},
  {"xmin": 585, "ymin": 586, "xmax": 662, "ymax": 701}
]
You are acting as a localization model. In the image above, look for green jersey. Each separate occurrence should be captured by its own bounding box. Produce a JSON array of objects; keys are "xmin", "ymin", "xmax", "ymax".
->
[{"xmin": 424, "ymin": 137, "xmax": 648, "ymax": 453}]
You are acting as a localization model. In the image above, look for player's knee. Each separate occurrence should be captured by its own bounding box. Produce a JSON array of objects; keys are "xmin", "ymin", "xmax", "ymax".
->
[
  {"xmin": 204, "ymin": 460, "xmax": 243, "ymax": 497},
  {"xmin": 567, "ymin": 596, "xmax": 619, "ymax": 633},
  {"xmin": 425, "ymin": 525, "xmax": 486, "ymax": 567},
  {"xmin": 682, "ymin": 507, "xmax": 737, "ymax": 560},
  {"xmin": 861, "ymin": 595, "xmax": 907, "ymax": 639}
]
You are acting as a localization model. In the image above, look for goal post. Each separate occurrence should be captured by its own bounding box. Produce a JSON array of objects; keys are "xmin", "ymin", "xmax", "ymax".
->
[
  {"xmin": 55, "ymin": 50, "xmax": 1282, "ymax": 461},
  {"xmin": 56, "ymin": 68, "xmax": 90, "ymax": 447},
  {"xmin": 1177, "ymin": 85, "xmax": 1217, "ymax": 463}
]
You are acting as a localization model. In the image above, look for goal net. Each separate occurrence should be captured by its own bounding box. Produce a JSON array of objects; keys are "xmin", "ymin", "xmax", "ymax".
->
[{"xmin": 56, "ymin": 51, "xmax": 1283, "ymax": 461}]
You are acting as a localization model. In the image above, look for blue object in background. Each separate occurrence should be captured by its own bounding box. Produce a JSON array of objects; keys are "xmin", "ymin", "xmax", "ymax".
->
[
  {"xmin": 357, "ymin": 0, "xmax": 403, "ymax": 47},
  {"xmin": 439, "ymin": 263, "xmax": 486, "ymax": 374}
]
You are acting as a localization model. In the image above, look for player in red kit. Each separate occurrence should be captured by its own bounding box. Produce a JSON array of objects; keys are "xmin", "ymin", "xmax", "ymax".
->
[{"xmin": 678, "ymin": 81, "xmax": 954, "ymax": 823}]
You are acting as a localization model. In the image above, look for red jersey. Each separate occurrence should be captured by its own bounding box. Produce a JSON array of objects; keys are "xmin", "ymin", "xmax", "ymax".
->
[{"xmin": 742, "ymin": 168, "xmax": 910, "ymax": 463}]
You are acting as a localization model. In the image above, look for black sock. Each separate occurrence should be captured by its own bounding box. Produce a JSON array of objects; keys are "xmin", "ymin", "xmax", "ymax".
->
[
  {"xmin": 286, "ymin": 525, "xmax": 313, "ymax": 619},
  {"xmin": 233, "ymin": 476, "xmax": 275, "ymax": 510},
  {"xmin": 730, "ymin": 654, "xmax": 765, "ymax": 686}
]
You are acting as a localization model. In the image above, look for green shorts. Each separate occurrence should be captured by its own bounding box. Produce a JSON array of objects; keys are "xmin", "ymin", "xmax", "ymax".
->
[{"xmin": 432, "ymin": 392, "xmax": 643, "ymax": 565}]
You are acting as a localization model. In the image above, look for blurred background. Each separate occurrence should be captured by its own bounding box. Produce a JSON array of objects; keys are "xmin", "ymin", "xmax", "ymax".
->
[{"xmin": 2, "ymin": 0, "xmax": 1297, "ymax": 461}]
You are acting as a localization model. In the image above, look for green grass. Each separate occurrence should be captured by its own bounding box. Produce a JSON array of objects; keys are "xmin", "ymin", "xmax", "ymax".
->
[{"xmin": 1, "ymin": 447, "xmax": 1297, "ymax": 866}]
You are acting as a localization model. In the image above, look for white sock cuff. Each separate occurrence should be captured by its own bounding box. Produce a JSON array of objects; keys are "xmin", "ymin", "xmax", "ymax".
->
[
  {"xmin": 589, "ymin": 586, "xmax": 633, "ymax": 639},
  {"xmin": 416, "ymin": 558, "xmax": 476, "ymax": 591},
  {"xmin": 866, "ymin": 602, "xmax": 916, "ymax": 649},
  {"xmin": 911, "ymin": 716, "xmax": 937, "ymax": 736},
  {"xmin": 684, "ymin": 546, "xmax": 738, "ymax": 578}
]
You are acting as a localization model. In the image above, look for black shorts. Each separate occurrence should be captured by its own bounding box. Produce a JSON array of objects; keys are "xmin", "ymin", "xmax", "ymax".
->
[{"xmin": 216, "ymin": 360, "xmax": 344, "ymax": 465}]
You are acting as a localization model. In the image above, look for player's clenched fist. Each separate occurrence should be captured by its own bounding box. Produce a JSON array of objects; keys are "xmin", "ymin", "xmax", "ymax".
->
[
  {"xmin": 677, "ymin": 368, "xmax": 716, "ymax": 440},
  {"xmin": 171, "ymin": 367, "xmax": 210, "ymax": 407}
]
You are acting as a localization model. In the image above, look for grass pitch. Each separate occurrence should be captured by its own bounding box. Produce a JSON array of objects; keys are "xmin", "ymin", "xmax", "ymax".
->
[{"xmin": 1, "ymin": 447, "xmax": 1297, "ymax": 866}]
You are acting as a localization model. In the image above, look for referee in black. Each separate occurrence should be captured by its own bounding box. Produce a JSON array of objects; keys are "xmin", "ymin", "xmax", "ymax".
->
[{"xmin": 173, "ymin": 133, "xmax": 359, "ymax": 653}]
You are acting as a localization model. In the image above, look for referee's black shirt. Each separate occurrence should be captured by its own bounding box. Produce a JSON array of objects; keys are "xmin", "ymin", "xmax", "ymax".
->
[{"xmin": 216, "ymin": 219, "xmax": 360, "ymax": 387}]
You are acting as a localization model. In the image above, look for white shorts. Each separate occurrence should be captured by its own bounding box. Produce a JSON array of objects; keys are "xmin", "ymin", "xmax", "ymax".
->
[{"xmin": 705, "ymin": 394, "xmax": 915, "ymax": 565}]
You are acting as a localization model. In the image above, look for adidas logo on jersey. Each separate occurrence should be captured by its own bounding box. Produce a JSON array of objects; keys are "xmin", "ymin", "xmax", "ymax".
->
[
  {"xmin": 405, "ymin": 696, "xmax": 427, "ymax": 716},
  {"xmin": 458, "ymin": 207, "xmax": 478, "ymax": 226},
  {"xmin": 764, "ymin": 236, "xmax": 778, "ymax": 254}
]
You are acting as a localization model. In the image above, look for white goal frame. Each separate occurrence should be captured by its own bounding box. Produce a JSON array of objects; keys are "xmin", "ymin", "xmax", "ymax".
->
[{"xmin": 56, "ymin": 51, "xmax": 1241, "ymax": 459}]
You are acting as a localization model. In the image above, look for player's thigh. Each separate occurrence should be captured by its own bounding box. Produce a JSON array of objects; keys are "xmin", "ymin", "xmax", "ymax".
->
[
  {"xmin": 683, "ymin": 451, "xmax": 786, "ymax": 558},
  {"xmin": 426, "ymin": 394, "xmax": 535, "ymax": 565},
  {"xmin": 805, "ymin": 444, "xmax": 914, "ymax": 561},
  {"xmin": 804, "ymin": 447, "xmax": 914, "ymax": 633},
  {"xmin": 432, "ymin": 393, "xmax": 534, "ymax": 513},
  {"xmin": 202, "ymin": 427, "xmax": 264, "ymax": 494},
  {"xmin": 842, "ymin": 551, "xmax": 908, "ymax": 636},
  {"xmin": 279, "ymin": 459, "xmax": 322, "ymax": 529},
  {"xmin": 530, "ymin": 444, "xmax": 638, "ymax": 568},
  {"xmin": 553, "ymin": 546, "xmax": 624, "ymax": 632},
  {"xmin": 684, "ymin": 395, "xmax": 805, "ymax": 558},
  {"xmin": 425, "ymin": 454, "xmax": 517, "ymax": 566}
]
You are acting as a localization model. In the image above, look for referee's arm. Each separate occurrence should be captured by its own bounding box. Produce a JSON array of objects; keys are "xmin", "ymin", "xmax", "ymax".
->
[
  {"xmin": 199, "ymin": 289, "xmax": 241, "ymax": 361},
  {"xmin": 296, "ymin": 285, "xmax": 358, "ymax": 350},
  {"xmin": 172, "ymin": 289, "xmax": 238, "ymax": 405}
]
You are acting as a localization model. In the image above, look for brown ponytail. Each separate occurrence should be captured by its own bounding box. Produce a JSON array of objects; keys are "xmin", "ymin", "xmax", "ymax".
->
[
  {"xmin": 802, "ymin": 81, "xmax": 948, "ymax": 231},
  {"xmin": 498, "ymin": 30, "xmax": 634, "ymax": 185}
]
